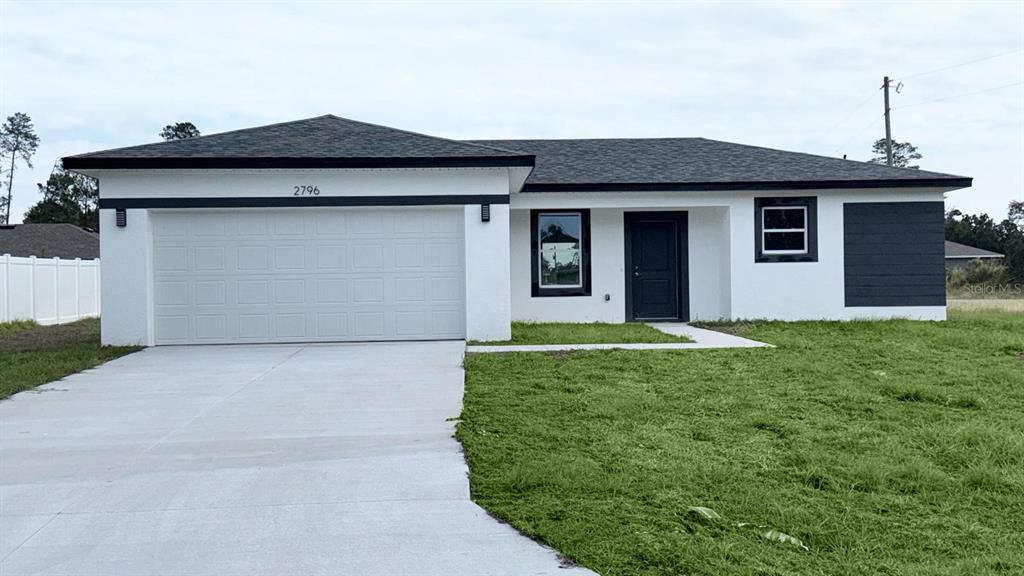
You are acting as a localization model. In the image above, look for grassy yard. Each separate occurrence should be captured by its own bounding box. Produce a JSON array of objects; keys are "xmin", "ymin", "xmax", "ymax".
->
[
  {"xmin": 470, "ymin": 321, "xmax": 692, "ymax": 345},
  {"xmin": 0, "ymin": 318, "xmax": 140, "ymax": 400},
  {"xmin": 458, "ymin": 310, "xmax": 1024, "ymax": 575}
]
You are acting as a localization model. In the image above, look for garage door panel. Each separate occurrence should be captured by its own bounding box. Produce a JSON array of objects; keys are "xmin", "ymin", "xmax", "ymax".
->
[
  {"xmin": 315, "ymin": 245, "xmax": 348, "ymax": 269},
  {"xmin": 152, "ymin": 208, "xmax": 465, "ymax": 344}
]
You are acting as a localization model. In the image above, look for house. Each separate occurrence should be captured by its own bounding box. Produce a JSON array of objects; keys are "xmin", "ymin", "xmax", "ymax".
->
[
  {"xmin": 944, "ymin": 240, "xmax": 1004, "ymax": 269},
  {"xmin": 62, "ymin": 115, "xmax": 972, "ymax": 346},
  {"xmin": 0, "ymin": 223, "xmax": 99, "ymax": 260}
]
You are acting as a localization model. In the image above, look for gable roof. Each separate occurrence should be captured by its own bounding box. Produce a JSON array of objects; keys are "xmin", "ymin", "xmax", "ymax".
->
[
  {"xmin": 0, "ymin": 223, "xmax": 99, "ymax": 260},
  {"xmin": 945, "ymin": 240, "xmax": 1004, "ymax": 259},
  {"xmin": 63, "ymin": 115, "xmax": 533, "ymax": 170},
  {"xmin": 466, "ymin": 138, "xmax": 971, "ymax": 191}
]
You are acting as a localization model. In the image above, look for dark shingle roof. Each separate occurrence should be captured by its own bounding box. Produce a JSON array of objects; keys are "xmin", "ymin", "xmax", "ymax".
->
[
  {"xmin": 467, "ymin": 138, "xmax": 971, "ymax": 191},
  {"xmin": 0, "ymin": 224, "xmax": 99, "ymax": 260},
  {"xmin": 945, "ymin": 241, "xmax": 1003, "ymax": 259},
  {"xmin": 63, "ymin": 115, "xmax": 533, "ymax": 170},
  {"xmin": 62, "ymin": 114, "xmax": 970, "ymax": 190}
]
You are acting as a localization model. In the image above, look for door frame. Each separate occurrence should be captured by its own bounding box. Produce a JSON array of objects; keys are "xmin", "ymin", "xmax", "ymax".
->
[{"xmin": 623, "ymin": 211, "xmax": 690, "ymax": 322}]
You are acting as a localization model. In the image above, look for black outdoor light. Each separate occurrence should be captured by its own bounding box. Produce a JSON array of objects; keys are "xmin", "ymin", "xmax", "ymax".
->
[
  {"xmin": 481, "ymin": 203, "xmax": 491, "ymax": 223},
  {"xmin": 115, "ymin": 208, "xmax": 127, "ymax": 227}
]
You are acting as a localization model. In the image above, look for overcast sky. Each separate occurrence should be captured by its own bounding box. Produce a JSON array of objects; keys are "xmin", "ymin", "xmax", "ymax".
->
[{"xmin": 1, "ymin": 1, "xmax": 1021, "ymax": 223}]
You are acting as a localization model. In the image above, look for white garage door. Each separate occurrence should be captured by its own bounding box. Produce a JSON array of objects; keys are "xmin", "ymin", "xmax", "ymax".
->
[{"xmin": 151, "ymin": 208, "xmax": 465, "ymax": 344}]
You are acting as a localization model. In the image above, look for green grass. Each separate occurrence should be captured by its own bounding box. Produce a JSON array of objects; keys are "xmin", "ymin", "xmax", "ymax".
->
[
  {"xmin": 0, "ymin": 318, "xmax": 140, "ymax": 400},
  {"xmin": 458, "ymin": 310, "xmax": 1024, "ymax": 575},
  {"xmin": 0, "ymin": 319, "xmax": 37, "ymax": 335},
  {"xmin": 470, "ymin": 322, "xmax": 692, "ymax": 345}
]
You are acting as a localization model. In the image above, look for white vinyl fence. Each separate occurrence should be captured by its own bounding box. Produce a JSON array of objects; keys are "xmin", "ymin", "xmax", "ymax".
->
[{"xmin": 1, "ymin": 254, "xmax": 101, "ymax": 325}]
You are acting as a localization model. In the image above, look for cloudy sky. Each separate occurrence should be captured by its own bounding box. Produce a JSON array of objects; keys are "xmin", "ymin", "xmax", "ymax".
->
[{"xmin": 1, "ymin": 1, "xmax": 1021, "ymax": 223}]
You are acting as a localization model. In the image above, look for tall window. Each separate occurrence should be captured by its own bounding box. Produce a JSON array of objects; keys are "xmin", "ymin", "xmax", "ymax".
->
[
  {"xmin": 755, "ymin": 197, "xmax": 818, "ymax": 262},
  {"xmin": 531, "ymin": 210, "xmax": 591, "ymax": 296}
]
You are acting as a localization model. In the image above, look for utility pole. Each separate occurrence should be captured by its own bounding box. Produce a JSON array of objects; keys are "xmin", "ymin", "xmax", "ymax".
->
[{"xmin": 882, "ymin": 76, "xmax": 893, "ymax": 167}]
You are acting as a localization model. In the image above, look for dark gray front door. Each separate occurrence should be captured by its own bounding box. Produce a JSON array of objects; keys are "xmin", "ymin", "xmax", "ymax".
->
[{"xmin": 626, "ymin": 212, "xmax": 689, "ymax": 321}]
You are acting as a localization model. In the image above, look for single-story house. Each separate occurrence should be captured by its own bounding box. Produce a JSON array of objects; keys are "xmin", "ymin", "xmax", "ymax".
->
[
  {"xmin": 0, "ymin": 223, "xmax": 99, "ymax": 260},
  {"xmin": 62, "ymin": 115, "xmax": 972, "ymax": 346},
  {"xmin": 944, "ymin": 240, "xmax": 1004, "ymax": 269}
]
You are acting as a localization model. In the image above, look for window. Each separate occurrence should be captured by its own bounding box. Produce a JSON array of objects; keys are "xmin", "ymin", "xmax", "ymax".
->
[
  {"xmin": 755, "ymin": 197, "xmax": 817, "ymax": 262},
  {"xmin": 531, "ymin": 210, "xmax": 591, "ymax": 297},
  {"xmin": 762, "ymin": 206, "xmax": 807, "ymax": 254}
]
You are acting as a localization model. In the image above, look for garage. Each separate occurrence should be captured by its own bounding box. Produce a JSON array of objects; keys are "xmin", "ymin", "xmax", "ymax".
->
[
  {"xmin": 151, "ymin": 207, "xmax": 466, "ymax": 344},
  {"xmin": 63, "ymin": 114, "xmax": 525, "ymax": 345}
]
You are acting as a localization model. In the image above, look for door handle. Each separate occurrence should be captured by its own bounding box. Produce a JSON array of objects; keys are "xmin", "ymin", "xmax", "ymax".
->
[{"xmin": 633, "ymin": 271, "xmax": 642, "ymax": 278}]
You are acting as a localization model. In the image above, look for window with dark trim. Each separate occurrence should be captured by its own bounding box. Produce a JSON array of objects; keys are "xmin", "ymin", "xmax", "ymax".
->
[
  {"xmin": 755, "ymin": 197, "xmax": 818, "ymax": 262},
  {"xmin": 531, "ymin": 209, "xmax": 591, "ymax": 297}
]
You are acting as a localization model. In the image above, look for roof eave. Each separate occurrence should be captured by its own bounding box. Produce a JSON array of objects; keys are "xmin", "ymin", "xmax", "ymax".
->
[
  {"xmin": 61, "ymin": 155, "xmax": 536, "ymax": 171},
  {"xmin": 520, "ymin": 177, "xmax": 972, "ymax": 193}
]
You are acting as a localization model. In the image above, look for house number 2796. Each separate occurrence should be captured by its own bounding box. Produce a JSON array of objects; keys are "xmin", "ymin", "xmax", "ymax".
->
[{"xmin": 293, "ymin": 185, "xmax": 321, "ymax": 196}]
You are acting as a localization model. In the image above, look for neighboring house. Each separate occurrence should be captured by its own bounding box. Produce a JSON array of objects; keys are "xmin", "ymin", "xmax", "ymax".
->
[
  {"xmin": 62, "ymin": 115, "xmax": 972, "ymax": 346},
  {"xmin": 944, "ymin": 240, "xmax": 1004, "ymax": 269},
  {"xmin": 0, "ymin": 223, "xmax": 100, "ymax": 260}
]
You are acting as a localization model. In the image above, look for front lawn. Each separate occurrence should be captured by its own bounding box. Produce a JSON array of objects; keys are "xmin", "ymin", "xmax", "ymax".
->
[
  {"xmin": 0, "ymin": 318, "xmax": 140, "ymax": 400},
  {"xmin": 470, "ymin": 321, "xmax": 692, "ymax": 345},
  {"xmin": 458, "ymin": 310, "xmax": 1024, "ymax": 575}
]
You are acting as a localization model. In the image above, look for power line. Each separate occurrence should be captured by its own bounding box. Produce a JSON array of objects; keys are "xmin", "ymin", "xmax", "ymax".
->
[
  {"xmin": 832, "ymin": 112, "xmax": 884, "ymax": 157},
  {"xmin": 895, "ymin": 48, "xmax": 1024, "ymax": 81},
  {"xmin": 893, "ymin": 81, "xmax": 1024, "ymax": 109},
  {"xmin": 822, "ymin": 91, "xmax": 877, "ymax": 134}
]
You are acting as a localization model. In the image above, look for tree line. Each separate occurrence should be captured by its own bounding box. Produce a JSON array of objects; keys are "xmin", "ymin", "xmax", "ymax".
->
[
  {"xmin": 946, "ymin": 202, "xmax": 1024, "ymax": 283},
  {"xmin": 0, "ymin": 115, "xmax": 200, "ymax": 229}
]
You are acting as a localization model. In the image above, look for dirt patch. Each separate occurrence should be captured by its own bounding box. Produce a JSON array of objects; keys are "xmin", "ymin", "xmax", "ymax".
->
[
  {"xmin": 689, "ymin": 322, "xmax": 757, "ymax": 337},
  {"xmin": 0, "ymin": 318, "xmax": 100, "ymax": 354}
]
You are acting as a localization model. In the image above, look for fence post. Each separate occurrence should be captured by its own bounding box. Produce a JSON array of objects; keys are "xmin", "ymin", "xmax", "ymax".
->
[
  {"xmin": 29, "ymin": 256, "xmax": 36, "ymax": 320},
  {"xmin": 53, "ymin": 257, "xmax": 60, "ymax": 324},
  {"xmin": 2, "ymin": 254, "xmax": 8, "ymax": 322},
  {"xmin": 75, "ymin": 258, "xmax": 81, "ymax": 321},
  {"xmin": 95, "ymin": 259, "xmax": 101, "ymax": 316}
]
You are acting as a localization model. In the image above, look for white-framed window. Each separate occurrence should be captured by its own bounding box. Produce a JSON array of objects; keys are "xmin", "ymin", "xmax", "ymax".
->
[
  {"xmin": 761, "ymin": 205, "xmax": 808, "ymax": 255},
  {"xmin": 537, "ymin": 212, "xmax": 583, "ymax": 288}
]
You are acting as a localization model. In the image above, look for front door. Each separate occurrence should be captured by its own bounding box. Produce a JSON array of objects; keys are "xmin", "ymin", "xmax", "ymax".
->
[{"xmin": 626, "ymin": 212, "xmax": 688, "ymax": 321}]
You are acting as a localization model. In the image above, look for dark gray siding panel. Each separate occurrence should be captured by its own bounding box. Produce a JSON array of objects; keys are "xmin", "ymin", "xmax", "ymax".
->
[{"xmin": 844, "ymin": 202, "xmax": 946, "ymax": 307}]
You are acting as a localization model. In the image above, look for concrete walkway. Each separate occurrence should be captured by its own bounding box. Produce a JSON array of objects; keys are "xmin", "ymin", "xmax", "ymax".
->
[
  {"xmin": 466, "ymin": 323, "xmax": 771, "ymax": 353},
  {"xmin": 0, "ymin": 342, "xmax": 594, "ymax": 576}
]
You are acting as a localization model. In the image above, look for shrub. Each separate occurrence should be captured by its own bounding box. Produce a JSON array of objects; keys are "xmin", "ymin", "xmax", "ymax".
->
[
  {"xmin": 946, "ymin": 259, "xmax": 1010, "ymax": 291},
  {"xmin": 963, "ymin": 259, "xmax": 1010, "ymax": 286}
]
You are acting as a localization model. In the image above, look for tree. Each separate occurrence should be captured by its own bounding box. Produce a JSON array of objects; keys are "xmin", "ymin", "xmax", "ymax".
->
[
  {"xmin": 23, "ymin": 161, "xmax": 99, "ymax": 230},
  {"xmin": 0, "ymin": 112, "xmax": 41, "ymax": 224},
  {"xmin": 1010, "ymin": 200, "xmax": 1023, "ymax": 226},
  {"xmin": 868, "ymin": 139, "xmax": 922, "ymax": 169},
  {"xmin": 159, "ymin": 122, "xmax": 200, "ymax": 141}
]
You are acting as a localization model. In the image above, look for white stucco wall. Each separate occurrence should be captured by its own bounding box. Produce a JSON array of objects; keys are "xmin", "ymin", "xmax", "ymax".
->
[
  {"xmin": 99, "ymin": 207, "xmax": 153, "ymax": 345},
  {"xmin": 510, "ymin": 188, "xmax": 949, "ymax": 323},
  {"xmin": 464, "ymin": 203, "xmax": 512, "ymax": 341},
  {"xmin": 95, "ymin": 168, "xmax": 514, "ymax": 345},
  {"xmin": 510, "ymin": 206, "xmax": 731, "ymax": 323}
]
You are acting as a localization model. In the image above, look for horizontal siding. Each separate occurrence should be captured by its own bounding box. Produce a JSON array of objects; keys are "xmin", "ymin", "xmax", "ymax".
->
[{"xmin": 844, "ymin": 202, "xmax": 945, "ymax": 307}]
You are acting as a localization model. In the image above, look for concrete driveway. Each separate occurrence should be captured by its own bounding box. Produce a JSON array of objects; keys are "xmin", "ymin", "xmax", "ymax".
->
[{"xmin": 0, "ymin": 342, "xmax": 594, "ymax": 576}]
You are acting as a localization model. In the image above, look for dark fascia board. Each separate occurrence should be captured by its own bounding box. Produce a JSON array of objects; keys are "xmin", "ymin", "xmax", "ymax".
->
[
  {"xmin": 98, "ymin": 194, "xmax": 509, "ymax": 209},
  {"xmin": 521, "ymin": 177, "xmax": 972, "ymax": 193},
  {"xmin": 63, "ymin": 155, "xmax": 535, "ymax": 171}
]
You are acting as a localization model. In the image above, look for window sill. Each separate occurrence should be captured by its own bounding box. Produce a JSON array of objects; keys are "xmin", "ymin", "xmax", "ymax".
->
[
  {"xmin": 531, "ymin": 289, "xmax": 593, "ymax": 298},
  {"xmin": 755, "ymin": 254, "xmax": 818, "ymax": 263}
]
